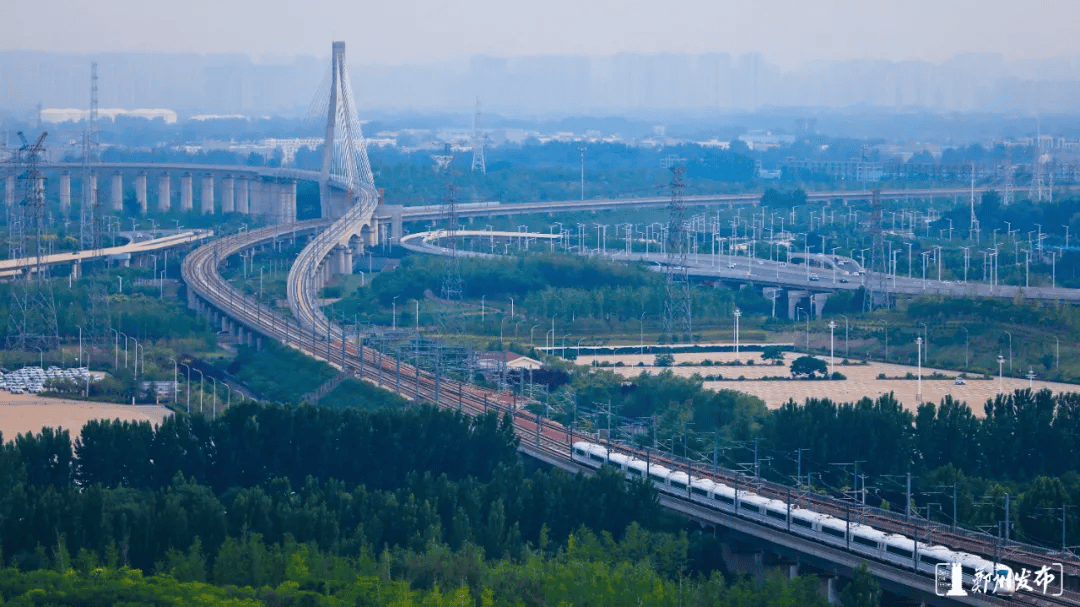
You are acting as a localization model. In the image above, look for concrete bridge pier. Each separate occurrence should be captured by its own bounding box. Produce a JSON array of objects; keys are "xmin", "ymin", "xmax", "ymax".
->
[
  {"xmin": 251, "ymin": 179, "xmax": 265, "ymax": 217},
  {"xmin": 335, "ymin": 245, "xmax": 352, "ymax": 275},
  {"xmin": 201, "ymin": 174, "xmax": 215, "ymax": 215},
  {"xmin": 59, "ymin": 172, "xmax": 71, "ymax": 213},
  {"xmin": 276, "ymin": 180, "xmax": 289, "ymax": 224},
  {"xmin": 135, "ymin": 172, "xmax": 147, "ymax": 214},
  {"xmin": 787, "ymin": 290, "xmax": 808, "ymax": 319},
  {"xmin": 284, "ymin": 179, "xmax": 297, "ymax": 223},
  {"xmin": 825, "ymin": 575, "xmax": 840, "ymax": 606},
  {"xmin": 70, "ymin": 260, "xmax": 80, "ymax": 280},
  {"xmin": 181, "ymin": 173, "xmax": 193, "ymax": 211},
  {"xmin": 158, "ymin": 173, "xmax": 171, "ymax": 212},
  {"xmin": 222, "ymin": 176, "xmax": 235, "ymax": 213},
  {"xmin": 111, "ymin": 172, "xmax": 123, "ymax": 211},
  {"xmin": 237, "ymin": 177, "xmax": 249, "ymax": 214},
  {"xmin": 4, "ymin": 175, "xmax": 13, "ymax": 207},
  {"xmin": 812, "ymin": 292, "xmax": 829, "ymax": 317}
]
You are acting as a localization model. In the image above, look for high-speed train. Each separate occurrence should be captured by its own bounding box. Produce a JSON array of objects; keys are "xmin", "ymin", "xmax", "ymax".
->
[{"xmin": 572, "ymin": 441, "xmax": 1014, "ymax": 595}]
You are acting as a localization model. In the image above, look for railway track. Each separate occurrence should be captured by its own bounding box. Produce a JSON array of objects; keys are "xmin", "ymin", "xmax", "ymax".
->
[{"xmin": 183, "ymin": 220, "xmax": 1079, "ymax": 606}]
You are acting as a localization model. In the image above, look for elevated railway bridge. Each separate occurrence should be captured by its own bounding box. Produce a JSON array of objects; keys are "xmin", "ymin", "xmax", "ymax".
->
[{"xmin": 142, "ymin": 40, "xmax": 1080, "ymax": 607}]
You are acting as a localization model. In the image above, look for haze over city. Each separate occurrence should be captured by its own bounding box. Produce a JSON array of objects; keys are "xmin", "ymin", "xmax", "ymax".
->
[{"xmin": 3, "ymin": 0, "xmax": 1080, "ymax": 115}]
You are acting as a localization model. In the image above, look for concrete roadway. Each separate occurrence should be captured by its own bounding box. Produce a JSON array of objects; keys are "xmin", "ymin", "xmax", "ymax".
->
[
  {"xmin": 394, "ymin": 186, "xmax": 1009, "ymax": 222},
  {"xmin": 0, "ymin": 229, "xmax": 213, "ymax": 278},
  {"xmin": 401, "ymin": 230, "xmax": 1080, "ymax": 303}
]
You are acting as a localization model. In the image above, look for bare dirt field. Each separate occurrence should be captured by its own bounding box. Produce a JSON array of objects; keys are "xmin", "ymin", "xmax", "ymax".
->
[
  {"xmin": 0, "ymin": 392, "xmax": 172, "ymax": 442},
  {"xmin": 577, "ymin": 351, "xmax": 1080, "ymax": 416}
]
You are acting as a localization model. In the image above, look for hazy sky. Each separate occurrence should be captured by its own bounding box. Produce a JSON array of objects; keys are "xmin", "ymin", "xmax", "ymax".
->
[{"xmin": 5, "ymin": 0, "xmax": 1079, "ymax": 69}]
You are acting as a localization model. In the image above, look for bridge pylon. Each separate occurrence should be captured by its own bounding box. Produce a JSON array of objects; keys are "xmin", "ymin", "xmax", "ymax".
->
[{"xmin": 316, "ymin": 41, "xmax": 375, "ymax": 220}]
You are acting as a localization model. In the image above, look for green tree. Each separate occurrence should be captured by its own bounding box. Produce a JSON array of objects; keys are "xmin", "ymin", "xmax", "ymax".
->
[
  {"xmin": 761, "ymin": 346, "xmax": 786, "ymax": 365},
  {"xmin": 790, "ymin": 355, "xmax": 827, "ymax": 379},
  {"xmin": 840, "ymin": 563, "xmax": 881, "ymax": 607}
]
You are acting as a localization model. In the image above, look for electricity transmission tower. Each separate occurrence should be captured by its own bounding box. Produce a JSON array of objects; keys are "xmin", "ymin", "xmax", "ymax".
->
[
  {"xmin": 864, "ymin": 189, "xmax": 888, "ymax": 312},
  {"xmin": 80, "ymin": 61, "xmax": 100, "ymax": 252},
  {"xmin": 437, "ymin": 148, "xmax": 465, "ymax": 338},
  {"xmin": 663, "ymin": 165, "xmax": 692, "ymax": 343},
  {"xmin": 471, "ymin": 97, "xmax": 486, "ymax": 174},
  {"xmin": 7, "ymin": 131, "xmax": 59, "ymax": 353}
]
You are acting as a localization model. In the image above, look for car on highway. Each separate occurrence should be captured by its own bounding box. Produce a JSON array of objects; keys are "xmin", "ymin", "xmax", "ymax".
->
[
  {"xmin": 839, "ymin": 278, "xmax": 849, "ymax": 283},
  {"xmin": 809, "ymin": 274, "xmax": 820, "ymax": 281},
  {"xmin": 728, "ymin": 263, "xmax": 737, "ymax": 269}
]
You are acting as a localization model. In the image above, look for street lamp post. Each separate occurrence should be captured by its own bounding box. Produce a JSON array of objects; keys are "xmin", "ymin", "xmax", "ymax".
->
[
  {"xmin": 210, "ymin": 377, "xmax": 217, "ymax": 419},
  {"xmin": 960, "ymin": 326, "xmax": 969, "ymax": 369},
  {"xmin": 392, "ymin": 296, "xmax": 398, "ymax": 330},
  {"xmin": 169, "ymin": 357, "xmax": 178, "ymax": 403},
  {"xmin": 733, "ymin": 309, "xmax": 741, "ymax": 364},
  {"xmin": 916, "ymin": 336, "xmax": 923, "ymax": 402},
  {"xmin": 828, "ymin": 321, "xmax": 837, "ymax": 376},
  {"xmin": 180, "ymin": 363, "xmax": 192, "ymax": 414},
  {"xmin": 997, "ymin": 355, "xmax": 1005, "ymax": 394},
  {"xmin": 918, "ymin": 321, "xmax": 928, "ymax": 364},
  {"xmin": 110, "ymin": 328, "xmax": 119, "ymax": 368},
  {"xmin": 194, "ymin": 368, "xmax": 204, "ymax": 415}
]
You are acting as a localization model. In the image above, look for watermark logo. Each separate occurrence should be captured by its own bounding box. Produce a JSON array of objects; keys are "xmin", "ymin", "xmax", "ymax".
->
[{"xmin": 934, "ymin": 562, "xmax": 1064, "ymax": 597}]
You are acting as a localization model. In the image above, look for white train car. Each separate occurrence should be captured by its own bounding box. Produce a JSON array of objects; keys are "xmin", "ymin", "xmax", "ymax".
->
[{"xmin": 568, "ymin": 440, "xmax": 1015, "ymax": 596}]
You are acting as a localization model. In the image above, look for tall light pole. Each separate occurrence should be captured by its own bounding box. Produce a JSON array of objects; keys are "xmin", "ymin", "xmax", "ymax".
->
[
  {"xmin": 392, "ymin": 296, "xmax": 398, "ymax": 330},
  {"xmin": 579, "ymin": 147, "xmax": 585, "ymax": 201},
  {"xmin": 169, "ymin": 357, "xmax": 178, "ymax": 403},
  {"xmin": 210, "ymin": 377, "xmax": 218, "ymax": 419},
  {"xmin": 193, "ymin": 368, "xmax": 204, "ymax": 416},
  {"xmin": 733, "ymin": 308, "xmax": 741, "ymax": 364},
  {"xmin": 960, "ymin": 326, "xmax": 969, "ymax": 369},
  {"xmin": 180, "ymin": 362, "xmax": 192, "ymax": 414},
  {"xmin": 918, "ymin": 321, "xmax": 928, "ymax": 364},
  {"xmin": 828, "ymin": 320, "xmax": 837, "ymax": 376},
  {"xmin": 916, "ymin": 336, "xmax": 923, "ymax": 402},
  {"xmin": 77, "ymin": 326, "xmax": 83, "ymax": 369},
  {"xmin": 109, "ymin": 328, "xmax": 119, "ymax": 369},
  {"xmin": 997, "ymin": 354, "xmax": 1005, "ymax": 394}
]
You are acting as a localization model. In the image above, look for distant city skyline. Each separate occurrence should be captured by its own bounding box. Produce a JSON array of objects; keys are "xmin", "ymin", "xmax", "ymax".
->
[
  {"xmin": 3, "ymin": 49, "xmax": 1080, "ymax": 118},
  {"xmin": 4, "ymin": 0, "xmax": 1080, "ymax": 71}
]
